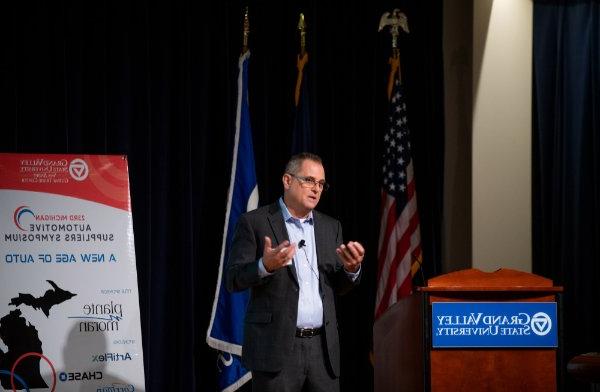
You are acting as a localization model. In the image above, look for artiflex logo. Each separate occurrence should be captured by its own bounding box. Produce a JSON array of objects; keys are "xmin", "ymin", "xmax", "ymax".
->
[
  {"xmin": 531, "ymin": 312, "xmax": 552, "ymax": 336},
  {"xmin": 92, "ymin": 352, "xmax": 133, "ymax": 362},
  {"xmin": 69, "ymin": 158, "xmax": 89, "ymax": 181}
]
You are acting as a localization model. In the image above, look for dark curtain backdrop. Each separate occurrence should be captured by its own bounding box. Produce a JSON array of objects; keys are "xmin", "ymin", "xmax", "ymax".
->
[
  {"xmin": 0, "ymin": 1, "xmax": 444, "ymax": 390},
  {"xmin": 533, "ymin": 1, "xmax": 600, "ymax": 390}
]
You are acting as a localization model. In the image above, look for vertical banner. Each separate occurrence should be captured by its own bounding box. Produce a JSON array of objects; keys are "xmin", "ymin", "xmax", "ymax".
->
[{"xmin": 0, "ymin": 153, "xmax": 146, "ymax": 391}]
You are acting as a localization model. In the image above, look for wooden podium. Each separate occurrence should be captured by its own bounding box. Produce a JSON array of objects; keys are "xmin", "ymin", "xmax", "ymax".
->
[{"xmin": 373, "ymin": 269, "xmax": 563, "ymax": 392}]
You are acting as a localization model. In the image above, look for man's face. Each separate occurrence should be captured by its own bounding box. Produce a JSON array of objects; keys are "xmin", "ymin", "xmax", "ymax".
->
[{"xmin": 282, "ymin": 159, "xmax": 325, "ymax": 218}]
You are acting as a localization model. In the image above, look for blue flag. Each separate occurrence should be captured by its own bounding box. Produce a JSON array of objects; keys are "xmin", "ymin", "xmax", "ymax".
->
[{"xmin": 207, "ymin": 50, "xmax": 257, "ymax": 392}]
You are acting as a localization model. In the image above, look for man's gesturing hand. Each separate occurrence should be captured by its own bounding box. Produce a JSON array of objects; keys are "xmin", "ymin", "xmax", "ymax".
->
[
  {"xmin": 262, "ymin": 236, "xmax": 297, "ymax": 273},
  {"xmin": 336, "ymin": 241, "xmax": 365, "ymax": 273}
]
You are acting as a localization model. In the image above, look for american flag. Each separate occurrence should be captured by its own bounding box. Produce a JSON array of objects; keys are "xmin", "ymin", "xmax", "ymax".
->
[{"xmin": 375, "ymin": 61, "xmax": 422, "ymax": 320}]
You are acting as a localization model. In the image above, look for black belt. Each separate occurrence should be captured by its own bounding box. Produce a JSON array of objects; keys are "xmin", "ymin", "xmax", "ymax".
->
[{"xmin": 295, "ymin": 327, "xmax": 322, "ymax": 338}]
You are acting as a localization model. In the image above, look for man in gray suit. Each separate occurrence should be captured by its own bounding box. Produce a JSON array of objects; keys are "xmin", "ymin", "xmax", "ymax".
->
[{"xmin": 226, "ymin": 152, "xmax": 365, "ymax": 392}]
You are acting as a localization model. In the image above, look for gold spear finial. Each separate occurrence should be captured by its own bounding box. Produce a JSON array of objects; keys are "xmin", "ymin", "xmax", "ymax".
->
[
  {"xmin": 242, "ymin": 7, "xmax": 250, "ymax": 54},
  {"xmin": 298, "ymin": 13, "xmax": 306, "ymax": 56}
]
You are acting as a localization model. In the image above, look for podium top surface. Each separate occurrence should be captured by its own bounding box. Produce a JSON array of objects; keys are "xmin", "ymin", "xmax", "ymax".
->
[{"xmin": 420, "ymin": 268, "xmax": 563, "ymax": 292}]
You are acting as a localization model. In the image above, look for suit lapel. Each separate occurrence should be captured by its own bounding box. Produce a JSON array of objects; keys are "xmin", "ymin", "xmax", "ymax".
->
[
  {"xmin": 313, "ymin": 211, "xmax": 330, "ymax": 295},
  {"xmin": 313, "ymin": 211, "xmax": 328, "ymax": 271},
  {"xmin": 266, "ymin": 202, "xmax": 299, "ymax": 286},
  {"xmin": 267, "ymin": 203, "xmax": 288, "ymax": 244}
]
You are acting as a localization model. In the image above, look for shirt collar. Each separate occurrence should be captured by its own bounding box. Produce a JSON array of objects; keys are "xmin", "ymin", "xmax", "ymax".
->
[{"xmin": 278, "ymin": 197, "xmax": 313, "ymax": 224}]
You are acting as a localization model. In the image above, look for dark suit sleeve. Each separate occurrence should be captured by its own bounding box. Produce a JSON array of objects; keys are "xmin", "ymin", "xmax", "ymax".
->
[
  {"xmin": 226, "ymin": 213, "xmax": 264, "ymax": 293},
  {"xmin": 332, "ymin": 220, "xmax": 362, "ymax": 295}
]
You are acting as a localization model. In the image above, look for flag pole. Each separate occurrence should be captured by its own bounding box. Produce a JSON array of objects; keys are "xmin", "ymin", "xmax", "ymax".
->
[
  {"xmin": 292, "ymin": 12, "xmax": 315, "ymax": 153},
  {"xmin": 295, "ymin": 13, "xmax": 308, "ymax": 107},
  {"xmin": 242, "ymin": 7, "xmax": 250, "ymax": 55}
]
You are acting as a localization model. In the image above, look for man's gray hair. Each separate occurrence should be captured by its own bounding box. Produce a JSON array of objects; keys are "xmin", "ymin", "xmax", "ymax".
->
[{"xmin": 284, "ymin": 152, "xmax": 323, "ymax": 175}]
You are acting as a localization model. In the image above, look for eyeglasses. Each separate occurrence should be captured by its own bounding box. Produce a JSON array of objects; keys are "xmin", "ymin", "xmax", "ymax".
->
[{"xmin": 288, "ymin": 173, "xmax": 330, "ymax": 191}]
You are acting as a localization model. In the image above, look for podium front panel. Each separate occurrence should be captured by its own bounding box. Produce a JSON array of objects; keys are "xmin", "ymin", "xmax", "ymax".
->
[{"xmin": 428, "ymin": 292, "xmax": 559, "ymax": 392}]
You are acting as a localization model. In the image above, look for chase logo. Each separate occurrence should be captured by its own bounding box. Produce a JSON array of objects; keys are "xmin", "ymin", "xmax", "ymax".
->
[
  {"xmin": 531, "ymin": 312, "xmax": 552, "ymax": 336},
  {"xmin": 13, "ymin": 206, "xmax": 35, "ymax": 231},
  {"xmin": 59, "ymin": 371, "xmax": 103, "ymax": 382},
  {"xmin": 69, "ymin": 158, "xmax": 89, "ymax": 181}
]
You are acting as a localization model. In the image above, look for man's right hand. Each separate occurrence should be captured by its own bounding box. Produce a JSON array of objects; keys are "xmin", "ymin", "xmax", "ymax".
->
[{"xmin": 262, "ymin": 236, "xmax": 297, "ymax": 273}]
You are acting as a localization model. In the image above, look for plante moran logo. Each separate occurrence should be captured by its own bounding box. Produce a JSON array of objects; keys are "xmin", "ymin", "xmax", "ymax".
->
[
  {"xmin": 69, "ymin": 158, "xmax": 89, "ymax": 181},
  {"xmin": 69, "ymin": 301, "xmax": 125, "ymax": 333}
]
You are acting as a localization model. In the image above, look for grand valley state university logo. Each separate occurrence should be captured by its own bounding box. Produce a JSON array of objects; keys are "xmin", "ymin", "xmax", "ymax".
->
[
  {"xmin": 530, "ymin": 312, "xmax": 552, "ymax": 336},
  {"xmin": 68, "ymin": 158, "xmax": 89, "ymax": 181},
  {"xmin": 16, "ymin": 157, "xmax": 90, "ymax": 183},
  {"xmin": 432, "ymin": 302, "xmax": 558, "ymax": 348}
]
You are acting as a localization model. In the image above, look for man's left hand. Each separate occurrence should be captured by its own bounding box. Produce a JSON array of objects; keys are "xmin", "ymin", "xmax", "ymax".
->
[{"xmin": 336, "ymin": 241, "xmax": 365, "ymax": 273}]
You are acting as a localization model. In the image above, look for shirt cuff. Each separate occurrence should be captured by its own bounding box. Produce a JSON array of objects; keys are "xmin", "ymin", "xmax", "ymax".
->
[
  {"xmin": 345, "ymin": 265, "xmax": 361, "ymax": 281},
  {"xmin": 258, "ymin": 257, "xmax": 273, "ymax": 278}
]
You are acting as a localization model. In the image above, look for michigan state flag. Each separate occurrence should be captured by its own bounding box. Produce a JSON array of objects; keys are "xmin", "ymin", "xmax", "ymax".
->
[
  {"xmin": 292, "ymin": 51, "xmax": 315, "ymax": 153},
  {"xmin": 207, "ymin": 50, "xmax": 257, "ymax": 391}
]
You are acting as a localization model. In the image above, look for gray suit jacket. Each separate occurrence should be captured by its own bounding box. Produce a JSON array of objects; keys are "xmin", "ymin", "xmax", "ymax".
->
[{"xmin": 226, "ymin": 202, "xmax": 360, "ymax": 376}]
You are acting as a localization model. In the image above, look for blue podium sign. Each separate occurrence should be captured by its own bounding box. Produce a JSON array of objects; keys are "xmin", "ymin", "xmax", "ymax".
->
[{"xmin": 432, "ymin": 302, "xmax": 557, "ymax": 348}]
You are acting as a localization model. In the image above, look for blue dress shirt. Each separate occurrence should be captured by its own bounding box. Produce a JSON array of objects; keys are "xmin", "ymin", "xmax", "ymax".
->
[{"xmin": 258, "ymin": 198, "xmax": 359, "ymax": 328}]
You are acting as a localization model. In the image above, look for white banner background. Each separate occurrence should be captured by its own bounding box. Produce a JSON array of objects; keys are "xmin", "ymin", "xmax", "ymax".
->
[{"xmin": 0, "ymin": 154, "xmax": 145, "ymax": 392}]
